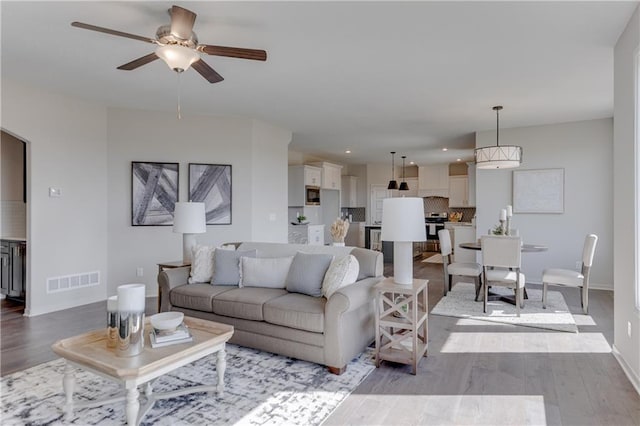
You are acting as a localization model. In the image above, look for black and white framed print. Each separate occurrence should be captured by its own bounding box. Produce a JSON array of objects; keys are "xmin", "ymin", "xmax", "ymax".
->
[
  {"xmin": 131, "ymin": 161, "xmax": 179, "ymax": 226},
  {"xmin": 189, "ymin": 163, "xmax": 232, "ymax": 225}
]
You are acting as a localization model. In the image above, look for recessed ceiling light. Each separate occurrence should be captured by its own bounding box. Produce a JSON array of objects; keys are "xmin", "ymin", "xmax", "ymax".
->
[
  {"xmin": 345, "ymin": 150, "xmax": 351, "ymax": 154},
  {"xmin": 442, "ymin": 148, "xmax": 448, "ymax": 152},
  {"xmin": 456, "ymin": 158, "xmax": 462, "ymax": 162},
  {"xmin": 409, "ymin": 161, "xmax": 415, "ymax": 165}
]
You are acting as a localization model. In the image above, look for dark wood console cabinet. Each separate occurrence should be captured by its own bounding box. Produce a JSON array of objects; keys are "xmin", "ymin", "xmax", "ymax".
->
[{"xmin": 1, "ymin": 240, "xmax": 26, "ymax": 300}]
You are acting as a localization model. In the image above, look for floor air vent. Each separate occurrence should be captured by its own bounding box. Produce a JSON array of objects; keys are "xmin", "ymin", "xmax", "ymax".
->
[{"xmin": 47, "ymin": 271, "xmax": 100, "ymax": 293}]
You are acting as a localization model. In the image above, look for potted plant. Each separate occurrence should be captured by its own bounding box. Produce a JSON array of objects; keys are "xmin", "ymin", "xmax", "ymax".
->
[{"xmin": 297, "ymin": 214, "xmax": 307, "ymax": 224}]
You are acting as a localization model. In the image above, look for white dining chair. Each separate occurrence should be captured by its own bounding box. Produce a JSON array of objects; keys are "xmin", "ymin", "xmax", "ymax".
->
[
  {"xmin": 542, "ymin": 234, "xmax": 598, "ymax": 314},
  {"xmin": 481, "ymin": 235, "xmax": 525, "ymax": 316},
  {"xmin": 438, "ymin": 229, "xmax": 483, "ymax": 299}
]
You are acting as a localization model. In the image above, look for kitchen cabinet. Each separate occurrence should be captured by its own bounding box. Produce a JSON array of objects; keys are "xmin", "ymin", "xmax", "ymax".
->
[
  {"xmin": 1, "ymin": 239, "xmax": 26, "ymax": 300},
  {"xmin": 341, "ymin": 176, "xmax": 358, "ymax": 207},
  {"xmin": 467, "ymin": 163, "xmax": 476, "ymax": 207},
  {"xmin": 395, "ymin": 177, "xmax": 418, "ymax": 197},
  {"xmin": 288, "ymin": 224, "xmax": 325, "ymax": 245},
  {"xmin": 310, "ymin": 162, "xmax": 343, "ymax": 190},
  {"xmin": 418, "ymin": 165, "xmax": 449, "ymax": 197},
  {"xmin": 288, "ymin": 165, "xmax": 323, "ymax": 206},
  {"xmin": 449, "ymin": 176, "xmax": 469, "ymax": 207}
]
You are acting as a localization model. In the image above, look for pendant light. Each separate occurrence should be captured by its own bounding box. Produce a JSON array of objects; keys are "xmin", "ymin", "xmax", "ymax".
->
[
  {"xmin": 399, "ymin": 156, "xmax": 409, "ymax": 191},
  {"xmin": 475, "ymin": 106, "xmax": 522, "ymax": 169},
  {"xmin": 387, "ymin": 152, "xmax": 399, "ymax": 190}
]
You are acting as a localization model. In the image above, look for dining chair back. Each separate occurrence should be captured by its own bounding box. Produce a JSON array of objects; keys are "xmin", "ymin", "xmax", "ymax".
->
[
  {"xmin": 438, "ymin": 229, "xmax": 483, "ymax": 299},
  {"xmin": 481, "ymin": 235, "xmax": 525, "ymax": 316},
  {"xmin": 542, "ymin": 234, "xmax": 598, "ymax": 314}
]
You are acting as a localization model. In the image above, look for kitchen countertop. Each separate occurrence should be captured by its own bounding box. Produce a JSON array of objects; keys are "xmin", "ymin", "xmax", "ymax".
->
[{"xmin": 1, "ymin": 237, "xmax": 27, "ymax": 242}]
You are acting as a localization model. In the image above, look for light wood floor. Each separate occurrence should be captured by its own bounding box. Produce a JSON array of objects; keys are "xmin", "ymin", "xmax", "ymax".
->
[{"xmin": 1, "ymin": 257, "xmax": 638, "ymax": 425}]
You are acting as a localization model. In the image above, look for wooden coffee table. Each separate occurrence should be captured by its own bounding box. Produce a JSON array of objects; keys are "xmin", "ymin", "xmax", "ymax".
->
[{"xmin": 51, "ymin": 316, "xmax": 233, "ymax": 426}]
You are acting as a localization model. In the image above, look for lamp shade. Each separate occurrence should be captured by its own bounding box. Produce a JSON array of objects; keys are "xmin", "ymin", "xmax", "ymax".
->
[
  {"xmin": 381, "ymin": 197, "xmax": 426, "ymax": 242},
  {"xmin": 173, "ymin": 202, "xmax": 206, "ymax": 234},
  {"xmin": 155, "ymin": 44, "xmax": 200, "ymax": 72},
  {"xmin": 475, "ymin": 145, "xmax": 522, "ymax": 169}
]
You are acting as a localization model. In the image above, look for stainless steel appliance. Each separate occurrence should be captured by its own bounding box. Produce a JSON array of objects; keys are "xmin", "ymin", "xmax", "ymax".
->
[
  {"xmin": 305, "ymin": 186, "xmax": 321, "ymax": 205},
  {"xmin": 425, "ymin": 212, "xmax": 447, "ymax": 252}
]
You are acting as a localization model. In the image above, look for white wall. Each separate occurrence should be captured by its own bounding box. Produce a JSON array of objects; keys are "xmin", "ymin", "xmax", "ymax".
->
[
  {"xmin": 613, "ymin": 4, "xmax": 640, "ymax": 392},
  {"xmin": 1, "ymin": 79, "xmax": 108, "ymax": 316},
  {"xmin": 107, "ymin": 108, "xmax": 291, "ymax": 296},
  {"xmin": 476, "ymin": 118, "xmax": 613, "ymax": 288},
  {"xmin": 250, "ymin": 120, "xmax": 292, "ymax": 242}
]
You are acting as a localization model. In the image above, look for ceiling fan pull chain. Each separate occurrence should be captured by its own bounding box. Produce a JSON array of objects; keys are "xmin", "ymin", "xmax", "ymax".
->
[{"xmin": 176, "ymin": 71, "xmax": 182, "ymax": 120}]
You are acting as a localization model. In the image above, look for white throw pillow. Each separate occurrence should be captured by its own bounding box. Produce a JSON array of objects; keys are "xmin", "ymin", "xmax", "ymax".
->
[
  {"xmin": 239, "ymin": 256, "xmax": 294, "ymax": 289},
  {"xmin": 188, "ymin": 244, "xmax": 236, "ymax": 284},
  {"xmin": 322, "ymin": 255, "xmax": 360, "ymax": 298}
]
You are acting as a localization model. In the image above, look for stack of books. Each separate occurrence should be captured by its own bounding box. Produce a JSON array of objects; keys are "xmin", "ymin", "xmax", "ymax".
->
[{"xmin": 150, "ymin": 323, "xmax": 193, "ymax": 348}]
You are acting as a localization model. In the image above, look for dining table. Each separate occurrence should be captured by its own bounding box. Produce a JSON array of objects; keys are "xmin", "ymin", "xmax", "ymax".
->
[{"xmin": 457, "ymin": 241, "xmax": 548, "ymax": 305}]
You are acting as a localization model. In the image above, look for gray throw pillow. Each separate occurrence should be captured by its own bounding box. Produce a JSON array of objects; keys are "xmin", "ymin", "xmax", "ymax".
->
[
  {"xmin": 285, "ymin": 252, "xmax": 334, "ymax": 297},
  {"xmin": 211, "ymin": 249, "xmax": 257, "ymax": 286}
]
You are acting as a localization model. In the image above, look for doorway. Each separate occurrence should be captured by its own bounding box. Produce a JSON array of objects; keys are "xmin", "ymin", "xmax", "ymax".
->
[{"xmin": 1, "ymin": 130, "xmax": 28, "ymax": 316}]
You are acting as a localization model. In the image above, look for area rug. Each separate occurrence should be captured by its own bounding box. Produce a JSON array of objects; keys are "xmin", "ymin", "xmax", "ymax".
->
[
  {"xmin": 431, "ymin": 282, "xmax": 578, "ymax": 333},
  {"xmin": 1, "ymin": 344, "xmax": 374, "ymax": 425},
  {"xmin": 421, "ymin": 253, "xmax": 443, "ymax": 263}
]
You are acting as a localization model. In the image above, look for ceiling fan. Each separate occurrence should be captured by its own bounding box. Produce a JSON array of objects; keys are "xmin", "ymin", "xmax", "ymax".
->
[{"xmin": 71, "ymin": 4, "xmax": 267, "ymax": 83}]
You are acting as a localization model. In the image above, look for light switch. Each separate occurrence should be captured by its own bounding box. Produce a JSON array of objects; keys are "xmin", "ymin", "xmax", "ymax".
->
[{"xmin": 49, "ymin": 187, "xmax": 61, "ymax": 197}]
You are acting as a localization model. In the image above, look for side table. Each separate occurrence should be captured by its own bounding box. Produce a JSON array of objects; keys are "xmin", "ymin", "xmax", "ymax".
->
[
  {"xmin": 157, "ymin": 261, "xmax": 190, "ymax": 312},
  {"xmin": 374, "ymin": 277, "xmax": 429, "ymax": 375}
]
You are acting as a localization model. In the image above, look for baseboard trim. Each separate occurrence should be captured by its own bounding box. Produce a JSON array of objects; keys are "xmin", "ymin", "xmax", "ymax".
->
[{"xmin": 612, "ymin": 344, "xmax": 640, "ymax": 396}]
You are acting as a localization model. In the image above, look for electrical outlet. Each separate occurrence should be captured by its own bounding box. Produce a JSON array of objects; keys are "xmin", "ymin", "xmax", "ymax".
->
[
  {"xmin": 628, "ymin": 321, "xmax": 632, "ymax": 338},
  {"xmin": 575, "ymin": 261, "xmax": 581, "ymax": 271},
  {"xmin": 136, "ymin": 267, "xmax": 144, "ymax": 277}
]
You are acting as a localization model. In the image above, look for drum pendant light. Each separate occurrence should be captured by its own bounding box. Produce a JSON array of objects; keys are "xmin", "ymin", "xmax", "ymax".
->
[
  {"xmin": 475, "ymin": 106, "xmax": 522, "ymax": 169},
  {"xmin": 387, "ymin": 151, "xmax": 399, "ymax": 190},
  {"xmin": 399, "ymin": 156, "xmax": 409, "ymax": 191}
]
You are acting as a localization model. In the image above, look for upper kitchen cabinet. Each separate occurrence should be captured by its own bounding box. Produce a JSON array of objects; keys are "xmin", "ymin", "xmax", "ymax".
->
[
  {"xmin": 394, "ymin": 177, "xmax": 419, "ymax": 197},
  {"xmin": 448, "ymin": 164, "xmax": 476, "ymax": 207},
  {"xmin": 288, "ymin": 165, "xmax": 323, "ymax": 206},
  {"xmin": 342, "ymin": 175, "xmax": 358, "ymax": 207},
  {"xmin": 449, "ymin": 176, "xmax": 470, "ymax": 207},
  {"xmin": 418, "ymin": 165, "xmax": 449, "ymax": 197},
  {"xmin": 310, "ymin": 162, "xmax": 343, "ymax": 190}
]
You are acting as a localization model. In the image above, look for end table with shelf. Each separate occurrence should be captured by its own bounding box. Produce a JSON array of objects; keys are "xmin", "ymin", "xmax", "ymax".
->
[
  {"xmin": 157, "ymin": 261, "xmax": 190, "ymax": 312},
  {"xmin": 374, "ymin": 277, "xmax": 429, "ymax": 375}
]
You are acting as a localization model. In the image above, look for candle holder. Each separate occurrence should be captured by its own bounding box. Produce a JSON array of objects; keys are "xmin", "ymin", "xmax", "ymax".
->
[
  {"xmin": 499, "ymin": 219, "xmax": 506, "ymax": 235},
  {"xmin": 505, "ymin": 217, "xmax": 512, "ymax": 236}
]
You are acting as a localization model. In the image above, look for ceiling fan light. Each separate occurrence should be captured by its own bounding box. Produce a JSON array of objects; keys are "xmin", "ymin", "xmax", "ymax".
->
[{"xmin": 155, "ymin": 44, "xmax": 200, "ymax": 72}]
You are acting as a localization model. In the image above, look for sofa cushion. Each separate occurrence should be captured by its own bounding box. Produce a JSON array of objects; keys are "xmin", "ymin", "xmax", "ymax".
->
[
  {"xmin": 212, "ymin": 287, "xmax": 288, "ymax": 321},
  {"xmin": 211, "ymin": 249, "xmax": 257, "ymax": 286},
  {"xmin": 285, "ymin": 252, "xmax": 334, "ymax": 297},
  {"xmin": 170, "ymin": 284, "xmax": 232, "ymax": 312},
  {"xmin": 239, "ymin": 256, "xmax": 293, "ymax": 289},
  {"xmin": 263, "ymin": 293, "xmax": 326, "ymax": 333},
  {"xmin": 322, "ymin": 254, "xmax": 360, "ymax": 298}
]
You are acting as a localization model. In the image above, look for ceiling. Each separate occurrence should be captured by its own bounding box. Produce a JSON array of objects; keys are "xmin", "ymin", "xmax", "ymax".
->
[{"xmin": 1, "ymin": 1, "xmax": 637, "ymax": 165}]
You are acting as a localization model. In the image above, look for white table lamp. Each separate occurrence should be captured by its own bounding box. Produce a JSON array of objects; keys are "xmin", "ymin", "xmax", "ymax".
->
[
  {"xmin": 173, "ymin": 202, "xmax": 206, "ymax": 263},
  {"xmin": 381, "ymin": 197, "xmax": 426, "ymax": 285}
]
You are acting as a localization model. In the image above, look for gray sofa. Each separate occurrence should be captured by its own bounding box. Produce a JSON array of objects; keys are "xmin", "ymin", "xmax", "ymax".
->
[{"xmin": 158, "ymin": 242, "xmax": 384, "ymax": 374}]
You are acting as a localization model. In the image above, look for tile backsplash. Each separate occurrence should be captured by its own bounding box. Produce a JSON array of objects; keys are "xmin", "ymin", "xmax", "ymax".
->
[
  {"xmin": 340, "ymin": 207, "xmax": 365, "ymax": 222},
  {"xmin": 423, "ymin": 197, "xmax": 476, "ymax": 222}
]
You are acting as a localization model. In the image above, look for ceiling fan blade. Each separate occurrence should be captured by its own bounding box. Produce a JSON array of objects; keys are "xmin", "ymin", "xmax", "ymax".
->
[
  {"xmin": 117, "ymin": 53, "xmax": 159, "ymax": 70},
  {"xmin": 199, "ymin": 45, "xmax": 267, "ymax": 61},
  {"xmin": 71, "ymin": 22, "xmax": 156, "ymax": 44},
  {"xmin": 170, "ymin": 5, "xmax": 197, "ymax": 40},
  {"xmin": 191, "ymin": 59, "xmax": 224, "ymax": 84}
]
